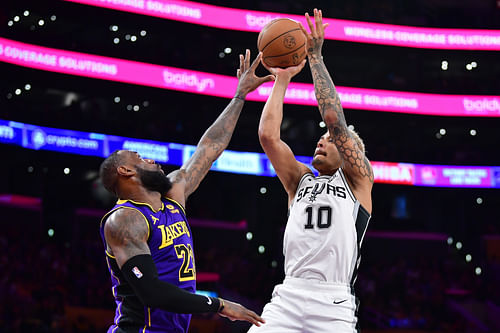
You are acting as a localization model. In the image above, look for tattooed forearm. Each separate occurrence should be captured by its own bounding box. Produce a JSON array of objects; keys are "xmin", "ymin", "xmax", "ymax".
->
[
  {"xmin": 310, "ymin": 62, "xmax": 345, "ymax": 125},
  {"xmin": 181, "ymin": 98, "xmax": 245, "ymax": 195},
  {"xmin": 310, "ymin": 60, "xmax": 373, "ymax": 183}
]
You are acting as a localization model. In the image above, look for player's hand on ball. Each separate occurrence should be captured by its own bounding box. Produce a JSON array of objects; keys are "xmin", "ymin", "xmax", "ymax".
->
[
  {"xmin": 261, "ymin": 58, "xmax": 306, "ymax": 82},
  {"xmin": 235, "ymin": 50, "xmax": 275, "ymax": 98},
  {"xmin": 299, "ymin": 8, "xmax": 330, "ymax": 59},
  {"xmin": 218, "ymin": 299, "xmax": 265, "ymax": 327}
]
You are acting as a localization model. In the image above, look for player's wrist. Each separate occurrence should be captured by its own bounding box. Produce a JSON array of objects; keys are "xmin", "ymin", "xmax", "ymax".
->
[
  {"xmin": 233, "ymin": 93, "xmax": 246, "ymax": 101},
  {"xmin": 308, "ymin": 53, "xmax": 323, "ymax": 63},
  {"xmin": 217, "ymin": 298, "xmax": 225, "ymax": 313}
]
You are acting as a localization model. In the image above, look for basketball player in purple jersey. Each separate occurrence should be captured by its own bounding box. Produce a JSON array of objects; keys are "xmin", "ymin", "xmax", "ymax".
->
[
  {"xmin": 249, "ymin": 9, "xmax": 373, "ymax": 332},
  {"xmin": 99, "ymin": 51, "xmax": 272, "ymax": 333}
]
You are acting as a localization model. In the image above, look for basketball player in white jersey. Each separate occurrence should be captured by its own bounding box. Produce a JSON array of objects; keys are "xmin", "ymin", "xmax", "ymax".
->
[{"xmin": 248, "ymin": 9, "xmax": 374, "ymax": 333}]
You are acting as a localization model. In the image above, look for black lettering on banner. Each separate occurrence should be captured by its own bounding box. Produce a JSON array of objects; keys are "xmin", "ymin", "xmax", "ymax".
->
[{"xmin": 304, "ymin": 206, "xmax": 332, "ymax": 229}]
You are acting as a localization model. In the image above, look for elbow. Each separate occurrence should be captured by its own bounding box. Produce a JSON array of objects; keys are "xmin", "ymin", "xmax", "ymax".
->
[
  {"xmin": 323, "ymin": 113, "xmax": 338, "ymax": 126},
  {"xmin": 258, "ymin": 129, "xmax": 278, "ymax": 147}
]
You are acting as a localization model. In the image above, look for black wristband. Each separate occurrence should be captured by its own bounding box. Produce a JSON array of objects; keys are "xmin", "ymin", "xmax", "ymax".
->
[{"xmin": 121, "ymin": 254, "xmax": 220, "ymax": 313}]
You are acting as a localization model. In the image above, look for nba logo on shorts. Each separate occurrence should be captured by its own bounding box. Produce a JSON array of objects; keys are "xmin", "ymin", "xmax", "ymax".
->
[{"xmin": 132, "ymin": 266, "xmax": 143, "ymax": 279}]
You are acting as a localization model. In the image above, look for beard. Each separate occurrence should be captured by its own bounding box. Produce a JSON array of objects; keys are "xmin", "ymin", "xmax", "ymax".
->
[{"xmin": 136, "ymin": 166, "xmax": 172, "ymax": 195}]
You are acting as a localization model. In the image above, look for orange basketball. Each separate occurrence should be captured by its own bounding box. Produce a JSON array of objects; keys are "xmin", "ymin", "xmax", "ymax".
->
[{"xmin": 257, "ymin": 18, "xmax": 306, "ymax": 68}]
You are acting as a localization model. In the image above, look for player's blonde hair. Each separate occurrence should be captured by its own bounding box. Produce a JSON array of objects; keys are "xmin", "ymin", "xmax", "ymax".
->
[{"xmin": 348, "ymin": 127, "xmax": 365, "ymax": 154}]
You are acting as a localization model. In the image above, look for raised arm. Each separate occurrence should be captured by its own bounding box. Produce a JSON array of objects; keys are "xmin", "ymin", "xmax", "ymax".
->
[
  {"xmin": 301, "ymin": 9, "xmax": 373, "ymax": 197},
  {"xmin": 104, "ymin": 208, "xmax": 264, "ymax": 325},
  {"xmin": 167, "ymin": 50, "xmax": 274, "ymax": 207},
  {"xmin": 258, "ymin": 61, "xmax": 311, "ymax": 199}
]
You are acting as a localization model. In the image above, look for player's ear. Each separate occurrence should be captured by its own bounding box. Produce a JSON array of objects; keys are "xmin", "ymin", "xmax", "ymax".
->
[{"xmin": 117, "ymin": 165, "xmax": 136, "ymax": 177}]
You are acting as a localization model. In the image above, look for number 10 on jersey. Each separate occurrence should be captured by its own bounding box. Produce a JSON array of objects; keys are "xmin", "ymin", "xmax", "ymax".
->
[{"xmin": 304, "ymin": 206, "xmax": 332, "ymax": 229}]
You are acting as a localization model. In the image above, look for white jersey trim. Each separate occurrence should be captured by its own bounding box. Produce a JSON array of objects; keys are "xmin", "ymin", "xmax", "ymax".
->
[{"xmin": 339, "ymin": 168, "xmax": 356, "ymax": 203}]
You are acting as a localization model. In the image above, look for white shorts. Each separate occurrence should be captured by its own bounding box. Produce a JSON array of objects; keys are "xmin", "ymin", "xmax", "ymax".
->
[{"xmin": 247, "ymin": 276, "xmax": 358, "ymax": 333}]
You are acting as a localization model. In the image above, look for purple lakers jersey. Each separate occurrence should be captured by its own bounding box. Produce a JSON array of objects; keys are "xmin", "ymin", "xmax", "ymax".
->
[{"xmin": 100, "ymin": 197, "xmax": 196, "ymax": 333}]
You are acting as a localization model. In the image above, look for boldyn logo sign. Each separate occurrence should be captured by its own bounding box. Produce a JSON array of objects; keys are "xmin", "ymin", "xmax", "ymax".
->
[
  {"xmin": 463, "ymin": 98, "xmax": 500, "ymax": 114},
  {"xmin": 163, "ymin": 70, "xmax": 215, "ymax": 92}
]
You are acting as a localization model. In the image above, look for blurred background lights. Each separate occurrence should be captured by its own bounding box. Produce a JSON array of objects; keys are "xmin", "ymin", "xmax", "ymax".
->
[
  {"xmin": 258, "ymin": 245, "xmax": 265, "ymax": 254},
  {"xmin": 63, "ymin": 167, "xmax": 70, "ymax": 174},
  {"xmin": 38, "ymin": 19, "xmax": 45, "ymax": 26},
  {"xmin": 466, "ymin": 254, "xmax": 472, "ymax": 262},
  {"xmin": 470, "ymin": 129, "xmax": 477, "ymax": 136},
  {"xmin": 224, "ymin": 47, "xmax": 232, "ymax": 54},
  {"xmin": 48, "ymin": 229, "xmax": 55, "ymax": 237},
  {"xmin": 110, "ymin": 25, "xmax": 118, "ymax": 31},
  {"xmin": 260, "ymin": 187, "xmax": 267, "ymax": 194},
  {"xmin": 456, "ymin": 241, "xmax": 462, "ymax": 250},
  {"xmin": 24, "ymin": 84, "xmax": 31, "ymax": 91},
  {"xmin": 439, "ymin": 128, "xmax": 446, "ymax": 135},
  {"xmin": 475, "ymin": 267, "xmax": 482, "ymax": 275},
  {"xmin": 140, "ymin": 30, "xmax": 147, "ymax": 36},
  {"xmin": 476, "ymin": 197, "xmax": 483, "ymax": 205},
  {"xmin": 319, "ymin": 121, "xmax": 326, "ymax": 128},
  {"xmin": 246, "ymin": 232, "xmax": 253, "ymax": 241},
  {"xmin": 23, "ymin": 10, "xmax": 30, "ymax": 16},
  {"xmin": 441, "ymin": 60, "xmax": 448, "ymax": 70},
  {"xmin": 447, "ymin": 237, "xmax": 453, "ymax": 245}
]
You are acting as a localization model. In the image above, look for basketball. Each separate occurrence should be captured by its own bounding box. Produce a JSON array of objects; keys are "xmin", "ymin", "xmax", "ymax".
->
[{"xmin": 257, "ymin": 18, "xmax": 307, "ymax": 68}]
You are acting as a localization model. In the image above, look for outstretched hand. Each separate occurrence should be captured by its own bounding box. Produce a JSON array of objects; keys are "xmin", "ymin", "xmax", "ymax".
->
[
  {"xmin": 235, "ymin": 50, "xmax": 275, "ymax": 98},
  {"xmin": 299, "ymin": 8, "xmax": 329, "ymax": 59},
  {"xmin": 261, "ymin": 59, "xmax": 307, "ymax": 82},
  {"xmin": 218, "ymin": 299, "xmax": 265, "ymax": 327}
]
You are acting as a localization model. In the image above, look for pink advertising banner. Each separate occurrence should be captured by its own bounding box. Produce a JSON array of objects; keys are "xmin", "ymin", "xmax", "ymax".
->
[
  {"xmin": 64, "ymin": 0, "xmax": 500, "ymax": 50},
  {"xmin": 1, "ymin": 37, "xmax": 499, "ymax": 117}
]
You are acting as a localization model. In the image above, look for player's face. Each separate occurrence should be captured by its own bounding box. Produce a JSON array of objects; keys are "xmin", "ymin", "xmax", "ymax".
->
[
  {"xmin": 312, "ymin": 132, "xmax": 341, "ymax": 174},
  {"xmin": 125, "ymin": 151, "xmax": 172, "ymax": 194}
]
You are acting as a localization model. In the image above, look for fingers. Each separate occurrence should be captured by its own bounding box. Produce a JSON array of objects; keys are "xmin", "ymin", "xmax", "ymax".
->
[
  {"xmin": 249, "ymin": 52, "xmax": 262, "ymax": 71},
  {"xmin": 305, "ymin": 12, "xmax": 314, "ymax": 35},
  {"xmin": 315, "ymin": 8, "xmax": 322, "ymax": 36},
  {"xmin": 241, "ymin": 309, "xmax": 264, "ymax": 327},
  {"xmin": 244, "ymin": 49, "xmax": 251, "ymax": 70},
  {"xmin": 239, "ymin": 53, "xmax": 244, "ymax": 73},
  {"xmin": 237, "ymin": 68, "xmax": 241, "ymax": 79},
  {"xmin": 258, "ymin": 74, "xmax": 275, "ymax": 84}
]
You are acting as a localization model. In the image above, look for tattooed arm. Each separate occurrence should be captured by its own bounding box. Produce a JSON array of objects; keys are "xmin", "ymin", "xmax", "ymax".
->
[
  {"xmin": 167, "ymin": 51, "xmax": 274, "ymax": 208},
  {"xmin": 104, "ymin": 208, "xmax": 151, "ymax": 267},
  {"xmin": 301, "ymin": 9, "xmax": 373, "ymax": 210}
]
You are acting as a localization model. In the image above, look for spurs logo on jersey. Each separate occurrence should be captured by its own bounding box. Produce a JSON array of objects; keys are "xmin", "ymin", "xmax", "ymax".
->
[{"xmin": 283, "ymin": 169, "xmax": 371, "ymax": 285}]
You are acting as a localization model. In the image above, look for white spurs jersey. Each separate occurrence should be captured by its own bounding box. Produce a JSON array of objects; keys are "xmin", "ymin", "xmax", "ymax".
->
[{"xmin": 283, "ymin": 169, "xmax": 371, "ymax": 285}]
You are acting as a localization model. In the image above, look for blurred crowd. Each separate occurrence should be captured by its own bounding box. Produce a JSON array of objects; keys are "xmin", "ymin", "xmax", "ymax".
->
[{"xmin": 0, "ymin": 205, "xmax": 498, "ymax": 333}]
